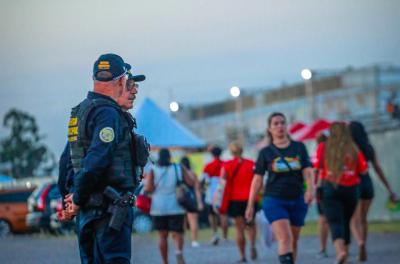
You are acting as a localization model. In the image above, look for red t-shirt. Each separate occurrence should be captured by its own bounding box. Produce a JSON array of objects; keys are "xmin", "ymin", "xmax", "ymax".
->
[
  {"xmin": 315, "ymin": 142, "xmax": 368, "ymax": 186},
  {"xmin": 203, "ymin": 158, "xmax": 224, "ymax": 178},
  {"xmin": 223, "ymin": 158, "xmax": 255, "ymax": 201}
]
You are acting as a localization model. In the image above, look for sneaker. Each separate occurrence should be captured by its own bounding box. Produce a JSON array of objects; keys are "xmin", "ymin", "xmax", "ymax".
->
[
  {"xmin": 191, "ymin": 241, "xmax": 200, "ymax": 248},
  {"xmin": 211, "ymin": 235, "xmax": 220, "ymax": 246},
  {"xmin": 176, "ymin": 253, "xmax": 186, "ymax": 264},
  {"xmin": 316, "ymin": 250, "xmax": 328, "ymax": 259},
  {"xmin": 236, "ymin": 258, "xmax": 247, "ymax": 263},
  {"xmin": 250, "ymin": 247, "xmax": 258, "ymax": 260}
]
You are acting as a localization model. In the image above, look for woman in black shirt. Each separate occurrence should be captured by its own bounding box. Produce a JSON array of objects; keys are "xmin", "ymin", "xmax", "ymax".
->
[
  {"xmin": 349, "ymin": 121, "xmax": 397, "ymax": 261},
  {"xmin": 246, "ymin": 112, "xmax": 314, "ymax": 264}
]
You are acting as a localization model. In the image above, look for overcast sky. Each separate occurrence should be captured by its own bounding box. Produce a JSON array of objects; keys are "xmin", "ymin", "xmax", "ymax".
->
[{"xmin": 0, "ymin": 0, "xmax": 399, "ymax": 156}]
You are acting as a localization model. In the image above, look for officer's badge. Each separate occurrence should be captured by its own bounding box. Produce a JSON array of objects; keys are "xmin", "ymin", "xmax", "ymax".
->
[{"xmin": 99, "ymin": 127, "xmax": 115, "ymax": 143}]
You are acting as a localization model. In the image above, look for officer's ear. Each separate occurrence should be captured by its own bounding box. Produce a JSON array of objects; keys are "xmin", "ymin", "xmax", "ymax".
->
[{"xmin": 117, "ymin": 76, "xmax": 125, "ymax": 87}]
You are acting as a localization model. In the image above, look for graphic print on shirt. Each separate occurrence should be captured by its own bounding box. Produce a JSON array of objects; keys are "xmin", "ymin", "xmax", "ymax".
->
[{"xmin": 271, "ymin": 156, "xmax": 301, "ymax": 173}]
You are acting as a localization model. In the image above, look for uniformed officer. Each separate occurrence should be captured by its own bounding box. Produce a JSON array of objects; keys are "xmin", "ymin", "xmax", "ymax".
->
[{"xmin": 63, "ymin": 53, "xmax": 145, "ymax": 264}]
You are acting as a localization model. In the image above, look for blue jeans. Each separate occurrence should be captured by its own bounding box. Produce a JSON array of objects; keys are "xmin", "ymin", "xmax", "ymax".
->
[{"xmin": 78, "ymin": 209, "xmax": 133, "ymax": 264}]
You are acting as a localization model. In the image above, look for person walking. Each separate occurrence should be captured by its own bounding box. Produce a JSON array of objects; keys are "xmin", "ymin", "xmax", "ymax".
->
[
  {"xmin": 349, "ymin": 121, "xmax": 398, "ymax": 261},
  {"xmin": 201, "ymin": 146, "xmax": 228, "ymax": 245},
  {"xmin": 246, "ymin": 112, "xmax": 314, "ymax": 264},
  {"xmin": 220, "ymin": 141, "xmax": 258, "ymax": 263},
  {"xmin": 313, "ymin": 132, "xmax": 330, "ymax": 259},
  {"xmin": 144, "ymin": 149, "xmax": 195, "ymax": 264},
  {"xmin": 63, "ymin": 53, "xmax": 146, "ymax": 263},
  {"xmin": 180, "ymin": 156, "xmax": 203, "ymax": 248},
  {"xmin": 315, "ymin": 122, "xmax": 368, "ymax": 264}
]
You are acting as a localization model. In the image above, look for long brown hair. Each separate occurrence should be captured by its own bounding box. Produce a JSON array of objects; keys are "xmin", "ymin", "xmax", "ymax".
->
[{"xmin": 324, "ymin": 122, "xmax": 359, "ymax": 181}]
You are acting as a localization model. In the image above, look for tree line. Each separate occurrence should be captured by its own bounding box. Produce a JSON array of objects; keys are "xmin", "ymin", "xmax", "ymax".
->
[{"xmin": 0, "ymin": 109, "xmax": 56, "ymax": 179}]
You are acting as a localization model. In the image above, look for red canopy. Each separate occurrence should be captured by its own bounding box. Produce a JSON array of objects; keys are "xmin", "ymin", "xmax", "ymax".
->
[
  {"xmin": 288, "ymin": 122, "xmax": 306, "ymax": 134},
  {"xmin": 292, "ymin": 119, "xmax": 331, "ymax": 142}
]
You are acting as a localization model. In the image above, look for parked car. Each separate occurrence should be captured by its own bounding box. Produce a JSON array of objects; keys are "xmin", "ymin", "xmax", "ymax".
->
[
  {"xmin": 26, "ymin": 182, "xmax": 62, "ymax": 233},
  {"xmin": 0, "ymin": 186, "xmax": 35, "ymax": 237}
]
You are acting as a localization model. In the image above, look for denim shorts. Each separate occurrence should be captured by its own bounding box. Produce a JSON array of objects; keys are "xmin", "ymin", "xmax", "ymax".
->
[{"xmin": 262, "ymin": 196, "xmax": 308, "ymax": 227}]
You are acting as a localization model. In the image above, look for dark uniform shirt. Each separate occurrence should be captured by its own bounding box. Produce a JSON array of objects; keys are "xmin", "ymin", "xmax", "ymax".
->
[
  {"xmin": 254, "ymin": 141, "xmax": 312, "ymax": 199},
  {"xmin": 72, "ymin": 91, "xmax": 126, "ymax": 206},
  {"xmin": 58, "ymin": 143, "xmax": 74, "ymax": 198}
]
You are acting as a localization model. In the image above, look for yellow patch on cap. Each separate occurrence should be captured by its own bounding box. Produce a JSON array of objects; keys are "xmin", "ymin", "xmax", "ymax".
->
[
  {"xmin": 99, "ymin": 127, "xmax": 114, "ymax": 143},
  {"xmin": 98, "ymin": 61, "xmax": 110, "ymax": 70}
]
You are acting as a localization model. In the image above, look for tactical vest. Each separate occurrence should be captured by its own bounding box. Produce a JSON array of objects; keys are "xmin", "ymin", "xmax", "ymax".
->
[{"xmin": 68, "ymin": 97, "xmax": 137, "ymax": 192}]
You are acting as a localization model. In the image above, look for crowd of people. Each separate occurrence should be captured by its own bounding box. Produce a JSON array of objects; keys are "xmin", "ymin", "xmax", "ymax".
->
[
  {"xmin": 139, "ymin": 113, "xmax": 397, "ymax": 264},
  {"xmin": 58, "ymin": 53, "xmax": 397, "ymax": 264}
]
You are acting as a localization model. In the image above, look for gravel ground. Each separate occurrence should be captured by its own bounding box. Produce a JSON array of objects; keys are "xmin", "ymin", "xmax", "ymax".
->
[{"xmin": 0, "ymin": 232, "xmax": 399, "ymax": 264}]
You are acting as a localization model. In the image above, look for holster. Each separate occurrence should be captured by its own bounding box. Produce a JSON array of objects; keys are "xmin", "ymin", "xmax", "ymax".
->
[{"xmin": 104, "ymin": 186, "xmax": 136, "ymax": 231}]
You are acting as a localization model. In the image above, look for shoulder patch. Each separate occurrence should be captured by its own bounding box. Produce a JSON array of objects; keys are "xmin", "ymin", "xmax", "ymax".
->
[{"xmin": 99, "ymin": 127, "xmax": 115, "ymax": 143}]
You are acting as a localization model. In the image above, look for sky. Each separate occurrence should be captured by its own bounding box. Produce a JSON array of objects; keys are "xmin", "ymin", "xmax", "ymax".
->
[{"xmin": 0, "ymin": 0, "xmax": 399, "ymax": 156}]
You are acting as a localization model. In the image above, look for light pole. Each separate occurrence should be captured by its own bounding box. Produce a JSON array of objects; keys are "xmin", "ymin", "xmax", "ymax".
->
[
  {"xmin": 301, "ymin": 69, "xmax": 316, "ymax": 121},
  {"xmin": 230, "ymin": 86, "xmax": 244, "ymax": 142}
]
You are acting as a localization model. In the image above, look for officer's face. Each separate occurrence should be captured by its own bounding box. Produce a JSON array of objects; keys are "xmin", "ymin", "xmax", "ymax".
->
[{"xmin": 117, "ymin": 78, "xmax": 138, "ymax": 111}]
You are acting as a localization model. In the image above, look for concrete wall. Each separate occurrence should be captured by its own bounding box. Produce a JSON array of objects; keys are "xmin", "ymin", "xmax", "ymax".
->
[{"xmin": 368, "ymin": 128, "xmax": 400, "ymax": 221}]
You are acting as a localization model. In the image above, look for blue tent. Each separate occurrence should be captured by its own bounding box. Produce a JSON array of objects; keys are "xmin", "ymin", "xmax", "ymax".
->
[
  {"xmin": 134, "ymin": 98, "xmax": 205, "ymax": 148},
  {"xmin": 0, "ymin": 175, "xmax": 13, "ymax": 183}
]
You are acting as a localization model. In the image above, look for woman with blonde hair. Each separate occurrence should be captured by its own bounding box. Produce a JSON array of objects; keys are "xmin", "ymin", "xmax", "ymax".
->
[
  {"xmin": 220, "ymin": 141, "xmax": 258, "ymax": 263},
  {"xmin": 315, "ymin": 122, "xmax": 368, "ymax": 264}
]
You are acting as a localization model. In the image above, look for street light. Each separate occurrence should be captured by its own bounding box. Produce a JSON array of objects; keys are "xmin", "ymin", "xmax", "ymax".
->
[
  {"xmin": 169, "ymin": 101, "xmax": 179, "ymax": 112},
  {"xmin": 301, "ymin": 69, "xmax": 312, "ymax": 80},
  {"xmin": 230, "ymin": 86, "xmax": 241, "ymax": 97},
  {"xmin": 301, "ymin": 68, "xmax": 316, "ymax": 121},
  {"xmin": 230, "ymin": 86, "xmax": 244, "ymax": 142}
]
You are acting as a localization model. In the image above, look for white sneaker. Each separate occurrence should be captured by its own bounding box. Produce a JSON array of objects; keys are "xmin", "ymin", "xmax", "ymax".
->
[
  {"xmin": 191, "ymin": 241, "xmax": 200, "ymax": 247},
  {"xmin": 210, "ymin": 235, "xmax": 220, "ymax": 245}
]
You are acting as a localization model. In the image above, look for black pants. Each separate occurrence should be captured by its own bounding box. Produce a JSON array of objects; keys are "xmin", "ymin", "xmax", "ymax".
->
[{"xmin": 321, "ymin": 181, "xmax": 359, "ymax": 245}]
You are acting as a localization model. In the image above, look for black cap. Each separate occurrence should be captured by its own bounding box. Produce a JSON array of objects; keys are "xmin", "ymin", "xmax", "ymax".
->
[
  {"xmin": 127, "ymin": 72, "xmax": 146, "ymax": 82},
  {"xmin": 93, "ymin": 53, "xmax": 131, "ymax": 81}
]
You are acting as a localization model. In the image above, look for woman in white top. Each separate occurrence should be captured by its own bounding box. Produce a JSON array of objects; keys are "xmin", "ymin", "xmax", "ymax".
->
[{"xmin": 144, "ymin": 148, "xmax": 195, "ymax": 264}]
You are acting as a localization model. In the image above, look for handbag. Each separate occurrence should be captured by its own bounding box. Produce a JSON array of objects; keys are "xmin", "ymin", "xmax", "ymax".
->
[
  {"xmin": 218, "ymin": 161, "xmax": 242, "ymax": 214},
  {"xmin": 135, "ymin": 168, "xmax": 166, "ymax": 214},
  {"xmin": 136, "ymin": 192, "xmax": 151, "ymax": 214},
  {"xmin": 174, "ymin": 164, "xmax": 198, "ymax": 212},
  {"xmin": 255, "ymin": 211, "xmax": 275, "ymax": 248}
]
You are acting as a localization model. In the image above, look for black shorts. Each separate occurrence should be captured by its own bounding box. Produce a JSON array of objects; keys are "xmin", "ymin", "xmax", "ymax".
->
[
  {"xmin": 152, "ymin": 214, "xmax": 185, "ymax": 233},
  {"xmin": 227, "ymin": 201, "xmax": 258, "ymax": 219},
  {"xmin": 205, "ymin": 204, "xmax": 217, "ymax": 215},
  {"xmin": 359, "ymin": 173, "xmax": 374, "ymax": 200},
  {"xmin": 316, "ymin": 187, "xmax": 324, "ymax": 215},
  {"xmin": 317, "ymin": 202, "xmax": 324, "ymax": 215}
]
